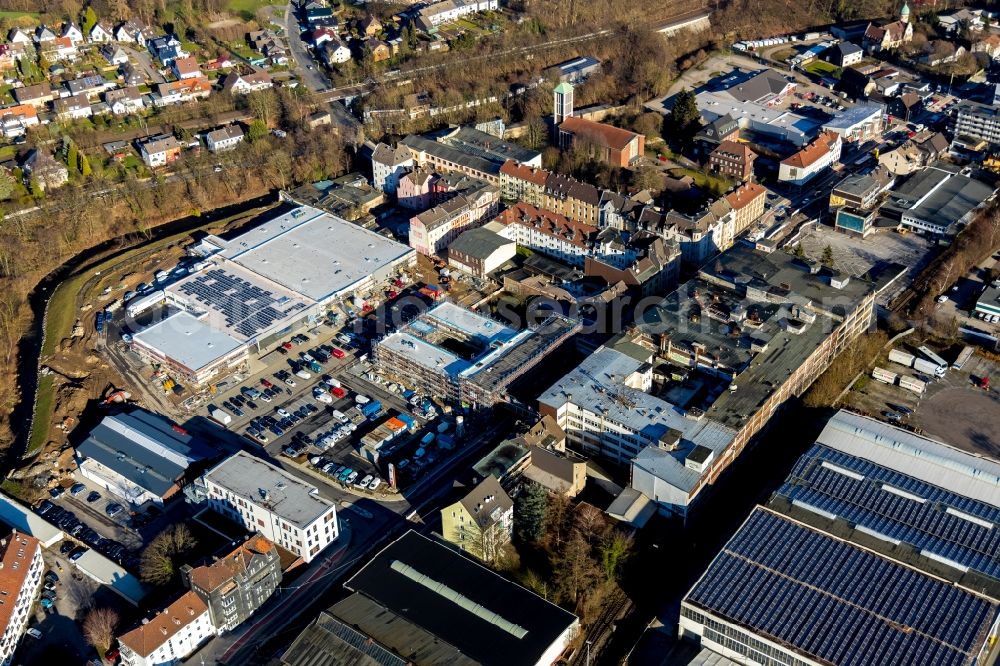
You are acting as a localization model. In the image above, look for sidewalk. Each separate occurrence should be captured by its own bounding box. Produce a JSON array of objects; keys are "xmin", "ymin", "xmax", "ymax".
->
[{"xmin": 189, "ymin": 520, "xmax": 356, "ymax": 665}]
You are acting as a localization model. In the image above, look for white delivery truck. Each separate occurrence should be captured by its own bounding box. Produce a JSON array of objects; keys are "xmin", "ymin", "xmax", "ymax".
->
[{"xmin": 209, "ymin": 406, "xmax": 232, "ymax": 426}]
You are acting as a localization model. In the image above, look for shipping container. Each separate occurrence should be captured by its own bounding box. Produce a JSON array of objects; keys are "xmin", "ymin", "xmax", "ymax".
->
[
  {"xmin": 209, "ymin": 406, "xmax": 232, "ymax": 425},
  {"xmin": 125, "ymin": 290, "xmax": 166, "ymax": 318},
  {"xmin": 872, "ymin": 367, "xmax": 898, "ymax": 384},
  {"xmin": 420, "ymin": 432, "xmax": 435, "ymax": 446},
  {"xmin": 888, "ymin": 349, "xmax": 915, "ymax": 368},
  {"xmin": 899, "ymin": 375, "xmax": 926, "ymax": 395},
  {"xmin": 396, "ymin": 413, "xmax": 418, "ymax": 431}
]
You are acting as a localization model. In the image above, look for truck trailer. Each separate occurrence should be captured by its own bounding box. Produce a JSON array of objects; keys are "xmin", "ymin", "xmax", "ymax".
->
[
  {"xmin": 872, "ymin": 367, "xmax": 898, "ymax": 385},
  {"xmin": 888, "ymin": 349, "xmax": 915, "ymax": 368}
]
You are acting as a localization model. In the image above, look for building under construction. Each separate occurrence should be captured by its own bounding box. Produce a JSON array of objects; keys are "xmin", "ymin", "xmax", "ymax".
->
[{"xmin": 374, "ymin": 301, "xmax": 579, "ymax": 409}]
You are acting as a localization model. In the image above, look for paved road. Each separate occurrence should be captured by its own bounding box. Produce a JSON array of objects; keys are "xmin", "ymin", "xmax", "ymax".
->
[{"xmin": 281, "ymin": 3, "xmax": 330, "ymax": 91}]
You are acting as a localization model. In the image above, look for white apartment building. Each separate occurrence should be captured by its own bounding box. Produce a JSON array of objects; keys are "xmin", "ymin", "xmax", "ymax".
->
[
  {"xmin": 778, "ymin": 131, "xmax": 842, "ymax": 186},
  {"xmin": 371, "ymin": 142, "xmax": 414, "ymax": 196},
  {"xmin": 494, "ymin": 202, "xmax": 598, "ymax": 267},
  {"xmin": 118, "ymin": 591, "xmax": 213, "ymax": 666},
  {"xmin": 202, "ymin": 452, "xmax": 339, "ymax": 563},
  {"xmin": 0, "ymin": 531, "xmax": 43, "ymax": 666}
]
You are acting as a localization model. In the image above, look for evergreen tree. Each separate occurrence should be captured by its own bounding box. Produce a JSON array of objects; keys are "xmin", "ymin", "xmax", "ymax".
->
[
  {"xmin": 667, "ymin": 88, "xmax": 701, "ymax": 146},
  {"xmin": 821, "ymin": 244, "xmax": 834, "ymax": 266},
  {"xmin": 66, "ymin": 143, "xmax": 79, "ymax": 174},
  {"xmin": 29, "ymin": 178, "xmax": 43, "ymax": 199},
  {"xmin": 247, "ymin": 119, "xmax": 268, "ymax": 142},
  {"xmin": 78, "ymin": 152, "xmax": 91, "ymax": 177},
  {"xmin": 514, "ymin": 482, "xmax": 548, "ymax": 543},
  {"xmin": 83, "ymin": 7, "xmax": 98, "ymax": 37}
]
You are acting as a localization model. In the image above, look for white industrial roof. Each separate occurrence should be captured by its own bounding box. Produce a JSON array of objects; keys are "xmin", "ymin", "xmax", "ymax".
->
[
  {"xmin": 378, "ymin": 331, "xmax": 469, "ymax": 376},
  {"xmin": 132, "ymin": 310, "xmax": 244, "ymax": 372},
  {"xmin": 203, "ymin": 205, "xmax": 414, "ymax": 303},
  {"xmin": 426, "ymin": 301, "xmax": 515, "ymax": 344},
  {"xmin": 75, "ymin": 549, "xmax": 148, "ymax": 605},
  {"xmin": 817, "ymin": 410, "xmax": 1000, "ymax": 508},
  {"xmin": 0, "ymin": 493, "xmax": 63, "ymax": 548}
]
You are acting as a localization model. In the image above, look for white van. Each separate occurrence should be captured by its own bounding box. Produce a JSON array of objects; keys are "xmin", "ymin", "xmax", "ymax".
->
[{"xmin": 331, "ymin": 410, "xmax": 349, "ymax": 423}]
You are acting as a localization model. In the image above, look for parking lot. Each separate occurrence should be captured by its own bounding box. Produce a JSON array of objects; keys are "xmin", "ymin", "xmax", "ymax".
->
[
  {"xmin": 795, "ymin": 225, "xmax": 936, "ymax": 304},
  {"xmin": 843, "ymin": 344, "xmax": 1000, "ymax": 455}
]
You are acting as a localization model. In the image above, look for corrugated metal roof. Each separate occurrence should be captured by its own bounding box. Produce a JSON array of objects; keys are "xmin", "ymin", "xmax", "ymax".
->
[{"xmin": 817, "ymin": 410, "xmax": 1000, "ymax": 508}]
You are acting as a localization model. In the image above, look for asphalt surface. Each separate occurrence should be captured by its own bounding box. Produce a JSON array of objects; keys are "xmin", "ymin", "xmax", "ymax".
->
[{"xmin": 282, "ymin": 3, "xmax": 330, "ymax": 92}]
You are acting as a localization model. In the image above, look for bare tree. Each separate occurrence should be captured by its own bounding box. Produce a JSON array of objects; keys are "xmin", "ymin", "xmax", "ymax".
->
[
  {"xmin": 82, "ymin": 607, "xmax": 119, "ymax": 656},
  {"xmin": 140, "ymin": 524, "xmax": 197, "ymax": 586}
]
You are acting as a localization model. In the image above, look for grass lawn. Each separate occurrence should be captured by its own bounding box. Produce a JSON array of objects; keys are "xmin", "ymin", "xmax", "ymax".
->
[
  {"xmin": 227, "ymin": 0, "xmax": 279, "ymax": 18},
  {"xmin": 669, "ymin": 167, "xmax": 731, "ymax": 193},
  {"xmin": 0, "ymin": 10, "xmax": 39, "ymax": 19},
  {"xmin": 27, "ymin": 374, "xmax": 55, "ymax": 456},
  {"xmin": 805, "ymin": 60, "xmax": 840, "ymax": 78}
]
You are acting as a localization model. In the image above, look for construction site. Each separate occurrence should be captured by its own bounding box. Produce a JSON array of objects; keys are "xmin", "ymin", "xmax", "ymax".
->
[{"xmin": 373, "ymin": 301, "xmax": 580, "ymax": 410}]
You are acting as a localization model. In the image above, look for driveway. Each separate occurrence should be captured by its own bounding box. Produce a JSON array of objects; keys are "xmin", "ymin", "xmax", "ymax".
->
[
  {"xmin": 279, "ymin": 3, "xmax": 329, "ymax": 91},
  {"xmin": 128, "ymin": 46, "xmax": 165, "ymax": 84}
]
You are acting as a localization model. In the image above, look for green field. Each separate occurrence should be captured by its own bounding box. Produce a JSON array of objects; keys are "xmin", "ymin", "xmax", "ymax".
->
[
  {"xmin": 0, "ymin": 10, "xmax": 39, "ymax": 20},
  {"xmin": 805, "ymin": 60, "xmax": 840, "ymax": 78},
  {"xmin": 226, "ymin": 0, "xmax": 279, "ymax": 18}
]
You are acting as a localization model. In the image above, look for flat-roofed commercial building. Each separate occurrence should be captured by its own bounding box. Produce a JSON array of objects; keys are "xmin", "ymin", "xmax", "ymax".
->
[
  {"xmin": 540, "ymin": 244, "xmax": 876, "ymax": 518},
  {"xmin": 129, "ymin": 204, "xmax": 416, "ymax": 387},
  {"xmin": 375, "ymin": 301, "xmax": 579, "ymax": 409},
  {"xmin": 0, "ymin": 531, "xmax": 42, "ymax": 666},
  {"xmin": 201, "ymin": 452, "xmax": 339, "ymax": 563},
  {"xmin": 881, "ymin": 164, "xmax": 996, "ymax": 238}
]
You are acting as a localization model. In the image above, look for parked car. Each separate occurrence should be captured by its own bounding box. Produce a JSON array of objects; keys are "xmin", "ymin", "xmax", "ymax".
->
[
  {"xmin": 368, "ymin": 477, "xmax": 381, "ymax": 491},
  {"xmin": 332, "ymin": 347, "xmax": 346, "ymax": 359},
  {"xmin": 69, "ymin": 547, "xmax": 88, "ymax": 561},
  {"xmin": 49, "ymin": 486, "xmax": 65, "ymax": 498},
  {"xmin": 106, "ymin": 503, "xmax": 124, "ymax": 518}
]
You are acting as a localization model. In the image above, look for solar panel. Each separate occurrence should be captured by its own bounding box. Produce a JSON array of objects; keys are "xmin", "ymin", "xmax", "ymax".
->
[
  {"xmin": 178, "ymin": 269, "xmax": 299, "ymax": 339},
  {"xmin": 777, "ymin": 445, "xmax": 1000, "ymax": 580},
  {"xmin": 686, "ymin": 509, "xmax": 998, "ymax": 666}
]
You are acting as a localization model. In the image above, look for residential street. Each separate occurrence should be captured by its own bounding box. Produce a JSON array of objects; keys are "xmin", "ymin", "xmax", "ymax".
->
[{"xmin": 281, "ymin": 3, "xmax": 330, "ymax": 91}]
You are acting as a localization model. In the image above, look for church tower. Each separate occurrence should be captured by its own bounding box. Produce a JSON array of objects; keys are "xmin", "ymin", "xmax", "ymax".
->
[
  {"xmin": 899, "ymin": 1, "xmax": 910, "ymax": 23},
  {"xmin": 554, "ymin": 81, "xmax": 574, "ymax": 125}
]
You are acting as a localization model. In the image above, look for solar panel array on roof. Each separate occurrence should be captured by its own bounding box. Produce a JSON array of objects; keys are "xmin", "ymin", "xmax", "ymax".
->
[
  {"xmin": 686, "ymin": 509, "xmax": 999, "ymax": 666},
  {"xmin": 178, "ymin": 268, "xmax": 305, "ymax": 339},
  {"xmin": 779, "ymin": 445, "xmax": 1000, "ymax": 579}
]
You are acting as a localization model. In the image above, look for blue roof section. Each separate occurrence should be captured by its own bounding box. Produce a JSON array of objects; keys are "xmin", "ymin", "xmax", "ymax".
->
[
  {"xmin": 778, "ymin": 444, "xmax": 1000, "ymax": 579},
  {"xmin": 686, "ymin": 508, "xmax": 999, "ymax": 666},
  {"xmin": 77, "ymin": 410, "xmax": 214, "ymax": 498}
]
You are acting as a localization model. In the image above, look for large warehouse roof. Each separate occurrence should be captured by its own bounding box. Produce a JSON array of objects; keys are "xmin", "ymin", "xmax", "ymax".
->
[
  {"xmin": 685, "ymin": 507, "xmax": 999, "ymax": 666},
  {"xmin": 815, "ymin": 410, "xmax": 1000, "ymax": 508},
  {"xmin": 345, "ymin": 530, "xmax": 578, "ymax": 666},
  {"xmin": 201, "ymin": 205, "xmax": 414, "ymax": 303},
  {"xmin": 77, "ymin": 410, "xmax": 214, "ymax": 499},
  {"xmin": 778, "ymin": 439, "xmax": 1000, "ymax": 580}
]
